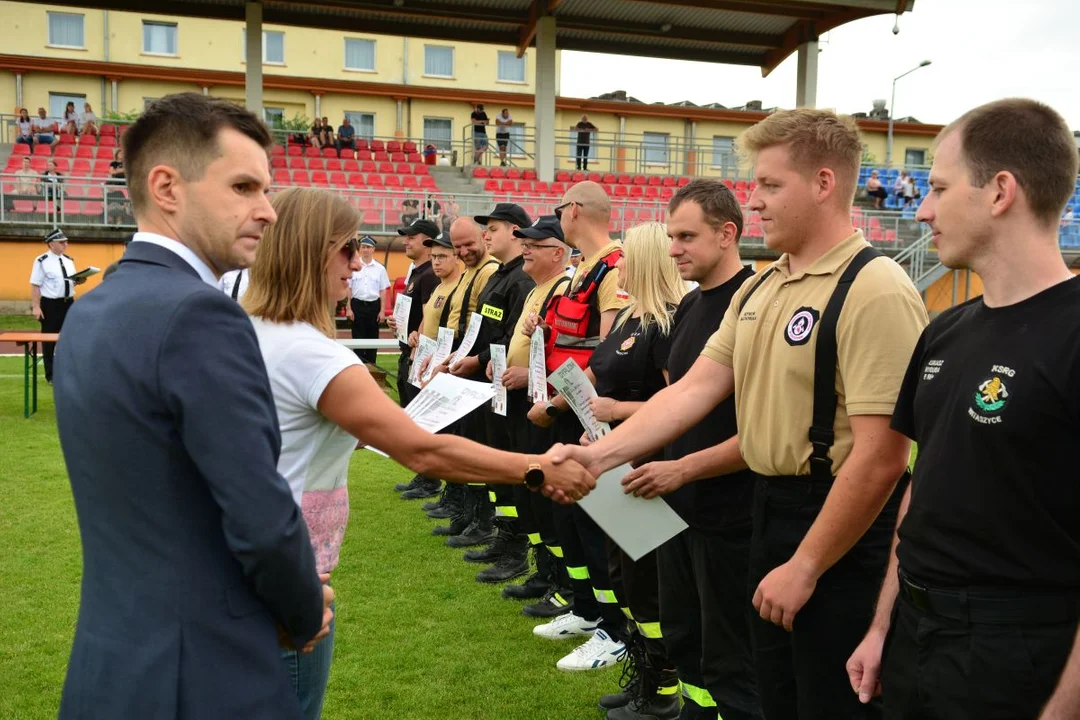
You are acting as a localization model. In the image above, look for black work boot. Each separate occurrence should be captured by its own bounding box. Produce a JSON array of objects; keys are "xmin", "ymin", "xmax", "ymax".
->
[
  {"xmin": 423, "ymin": 481, "xmax": 464, "ymax": 512},
  {"xmin": 463, "ymin": 526, "xmax": 515, "ymax": 564},
  {"xmin": 475, "ymin": 547, "xmax": 529, "ymax": 583},
  {"xmin": 401, "ymin": 475, "xmax": 441, "ymax": 499},
  {"xmin": 600, "ymin": 630, "xmax": 643, "ymax": 711},
  {"xmin": 432, "ymin": 485, "xmax": 475, "ymax": 536},
  {"xmin": 503, "ymin": 545, "xmax": 555, "ymax": 599},
  {"xmin": 446, "ymin": 489, "xmax": 494, "ymax": 548},
  {"xmin": 606, "ymin": 635, "xmax": 680, "ymax": 720},
  {"xmin": 394, "ymin": 474, "xmax": 423, "ymax": 492},
  {"xmin": 522, "ymin": 586, "xmax": 574, "ymax": 618}
]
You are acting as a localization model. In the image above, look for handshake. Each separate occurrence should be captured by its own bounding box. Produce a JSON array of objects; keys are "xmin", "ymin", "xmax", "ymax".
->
[{"xmin": 531, "ymin": 443, "xmax": 606, "ymax": 505}]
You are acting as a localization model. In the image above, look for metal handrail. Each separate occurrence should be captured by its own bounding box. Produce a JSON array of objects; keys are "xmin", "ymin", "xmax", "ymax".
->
[{"xmin": 892, "ymin": 228, "xmax": 940, "ymax": 287}]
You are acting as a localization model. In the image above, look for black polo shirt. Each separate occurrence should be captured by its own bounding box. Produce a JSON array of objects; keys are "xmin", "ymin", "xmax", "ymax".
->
[
  {"xmin": 893, "ymin": 277, "xmax": 1080, "ymax": 589},
  {"xmin": 663, "ymin": 267, "xmax": 757, "ymax": 532},
  {"xmin": 469, "ymin": 254, "xmax": 534, "ymax": 371},
  {"xmin": 400, "ymin": 260, "xmax": 438, "ymax": 352}
]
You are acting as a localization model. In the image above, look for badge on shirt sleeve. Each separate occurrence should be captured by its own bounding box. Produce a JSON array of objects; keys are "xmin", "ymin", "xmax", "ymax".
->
[{"xmin": 784, "ymin": 307, "xmax": 819, "ymax": 346}]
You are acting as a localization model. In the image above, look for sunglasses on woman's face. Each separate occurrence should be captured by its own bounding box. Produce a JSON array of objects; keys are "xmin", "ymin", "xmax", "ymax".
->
[{"xmin": 341, "ymin": 237, "xmax": 361, "ymax": 256}]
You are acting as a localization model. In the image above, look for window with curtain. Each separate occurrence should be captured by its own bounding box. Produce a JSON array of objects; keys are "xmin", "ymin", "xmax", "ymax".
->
[
  {"xmin": 643, "ymin": 132, "xmax": 669, "ymax": 165},
  {"xmin": 497, "ymin": 51, "xmax": 525, "ymax": 83},
  {"xmin": 242, "ymin": 31, "xmax": 285, "ymax": 64},
  {"xmin": 712, "ymin": 136, "xmax": 734, "ymax": 168},
  {"xmin": 506, "ymin": 124, "xmax": 526, "ymax": 156},
  {"xmin": 49, "ymin": 93, "xmax": 86, "ymax": 120},
  {"xmin": 563, "ymin": 130, "xmax": 598, "ymax": 160},
  {"xmin": 424, "ymin": 118, "xmax": 452, "ymax": 151},
  {"xmin": 424, "ymin": 46, "xmax": 454, "ymax": 77},
  {"xmin": 905, "ymin": 148, "xmax": 927, "ymax": 166},
  {"xmin": 345, "ymin": 38, "xmax": 376, "ymax": 71},
  {"xmin": 143, "ymin": 22, "xmax": 178, "ymax": 55},
  {"xmin": 345, "ymin": 112, "xmax": 375, "ymax": 139},
  {"xmin": 47, "ymin": 12, "xmax": 85, "ymax": 48}
]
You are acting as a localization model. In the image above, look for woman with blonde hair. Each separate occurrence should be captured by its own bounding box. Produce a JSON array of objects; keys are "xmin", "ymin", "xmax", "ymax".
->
[
  {"xmin": 243, "ymin": 187, "xmax": 592, "ymax": 720},
  {"xmin": 547, "ymin": 221, "xmax": 687, "ymax": 714}
]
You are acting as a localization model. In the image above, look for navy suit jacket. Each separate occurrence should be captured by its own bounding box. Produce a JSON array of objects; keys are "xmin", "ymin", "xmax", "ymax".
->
[{"xmin": 54, "ymin": 241, "xmax": 323, "ymax": 719}]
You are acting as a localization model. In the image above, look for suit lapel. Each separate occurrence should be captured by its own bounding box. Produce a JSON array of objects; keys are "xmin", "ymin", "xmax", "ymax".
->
[{"xmin": 119, "ymin": 241, "xmax": 203, "ymax": 280}]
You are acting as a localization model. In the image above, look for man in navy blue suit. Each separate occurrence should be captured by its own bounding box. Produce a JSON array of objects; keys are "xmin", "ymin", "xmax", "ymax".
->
[{"xmin": 53, "ymin": 93, "xmax": 332, "ymax": 719}]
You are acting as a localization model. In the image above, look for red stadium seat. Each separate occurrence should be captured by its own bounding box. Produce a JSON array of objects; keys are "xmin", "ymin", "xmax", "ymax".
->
[
  {"xmin": 362, "ymin": 210, "xmax": 381, "ymax": 226},
  {"xmin": 310, "ymin": 171, "xmax": 329, "ymax": 185},
  {"xmin": 12, "ymin": 144, "xmax": 30, "ymax": 156},
  {"xmin": 500, "ymin": 180, "xmax": 515, "ymax": 192},
  {"xmin": 271, "ymin": 156, "xmax": 286, "ymax": 169},
  {"xmin": 632, "ymin": 175, "xmax": 647, "ymax": 186},
  {"xmin": 356, "ymin": 138, "xmax": 369, "ymax": 151},
  {"xmin": 722, "ymin": 179, "xmax": 735, "ymax": 190},
  {"xmin": 413, "ymin": 163, "xmax": 428, "ymax": 175},
  {"xmin": 33, "ymin": 145, "xmax": 52, "ymax": 156},
  {"xmin": 79, "ymin": 135, "xmax": 98, "ymax": 147},
  {"xmin": 289, "ymin": 157, "xmax": 305, "ymax": 170},
  {"xmin": 571, "ymin": 172, "xmax": 585, "ymax": 183},
  {"xmin": 660, "ymin": 188, "xmax": 674, "ymax": 201},
  {"xmin": 307, "ymin": 158, "xmax": 325, "ymax": 171},
  {"xmin": 58, "ymin": 133, "xmax": 76, "ymax": 145},
  {"xmin": 395, "ymin": 162, "xmax": 411, "ymax": 174},
  {"xmin": 473, "ymin": 167, "xmax": 490, "ymax": 178},
  {"xmin": 378, "ymin": 161, "xmax": 394, "ymax": 173},
  {"xmin": 402, "ymin": 176, "xmax": 418, "ymax": 188},
  {"xmin": 291, "ymin": 170, "xmax": 309, "ymax": 184},
  {"xmin": 736, "ymin": 191, "xmax": 748, "ymax": 204},
  {"xmin": 73, "ymin": 159, "xmax": 91, "ymax": 175},
  {"xmin": 367, "ymin": 174, "xmax": 384, "ymax": 187},
  {"xmin": 369, "ymin": 139, "xmax": 385, "ymax": 152},
  {"xmin": 74, "ymin": 146, "xmax": 94, "ymax": 159},
  {"xmin": 361, "ymin": 161, "xmax": 377, "ymax": 173},
  {"xmin": 95, "ymin": 147, "xmax": 112, "ymax": 159},
  {"xmin": 555, "ymin": 171, "xmax": 570, "ymax": 182},
  {"xmin": 385, "ymin": 174, "xmax": 402, "ymax": 188},
  {"xmin": 54, "ymin": 145, "xmax": 73, "ymax": 158},
  {"xmin": 534, "ymin": 181, "xmax": 549, "ymax": 194},
  {"xmin": 602, "ymin": 184, "xmax": 615, "ymax": 196},
  {"xmin": 343, "ymin": 159, "xmax": 360, "ymax": 172},
  {"xmin": 507, "ymin": 168, "xmax": 522, "ymax": 180},
  {"xmin": 550, "ymin": 182, "xmax": 566, "ymax": 195},
  {"xmin": 357, "ymin": 150, "xmax": 373, "ymax": 161},
  {"xmin": 419, "ymin": 176, "xmax": 436, "ymax": 189},
  {"xmin": 270, "ymin": 145, "xmax": 285, "ymax": 156},
  {"xmin": 98, "ymin": 136, "xmax": 115, "ymax": 148},
  {"xmin": 629, "ymin": 186, "xmax": 644, "ymax": 198},
  {"xmin": 347, "ymin": 172, "xmax": 365, "ymax": 186},
  {"xmin": 85, "ymin": 185, "xmax": 104, "ymax": 200},
  {"xmin": 66, "ymin": 184, "xmax": 86, "ymax": 198},
  {"xmin": 735, "ymin": 180, "xmax": 748, "ymax": 192},
  {"xmin": 305, "ymin": 146, "xmax": 321, "ymax": 158},
  {"xmin": 390, "ymin": 152, "xmax": 406, "ymax": 163},
  {"xmin": 523, "ymin": 169, "xmax": 537, "ymax": 180},
  {"xmin": 62, "ymin": 200, "xmax": 81, "ymax": 218},
  {"xmin": 406, "ymin": 152, "xmax": 421, "ymax": 163},
  {"xmin": 662, "ymin": 176, "xmax": 676, "ymax": 187},
  {"xmin": 287, "ymin": 145, "xmax": 303, "ymax": 156},
  {"xmin": 100, "ymin": 124, "xmax": 117, "ymax": 136},
  {"xmin": 517, "ymin": 181, "xmax": 534, "ymax": 193},
  {"xmin": 614, "ymin": 185, "xmax": 628, "ymax": 197},
  {"xmin": 322, "ymin": 147, "xmax": 338, "ymax": 158},
  {"xmin": 403, "ymin": 141, "xmax": 417, "ymax": 153},
  {"xmin": 92, "ymin": 160, "xmax": 110, "ymax": 174},
  {"xmin": 387, "ymin": 140, "xmax": 401, "ymax": 153},
  {"xmin": 83, "ymin": 201, "xmax": 104, "ymax": 217},
  {"xmin": 677, "ymin": 177, "xmax": 690, "ymax": 187},
  {"xmin": 325, "ymin": 159, "xmax": 342, "ymax": 171},
  {"xmin": 617, "ymin": 174, "xmax": 632, "ymax": 185},
  {"xmin": 12, "ymin": 200, "xmax": 35, "ymax": 214},
  {"xmin": 644, "ymin": 186, "xmax": 659, "ymax": 199},
  {"xmin": 586, "ymin": 172, "xmax": 601, "ymax": 183},
  {"xmin": 490, "ymin": 167, "xmax": 506, "ymax": 179},
  {"xmin": 484, "ymin": 179, "xmax": 499, "ymax": 192}
]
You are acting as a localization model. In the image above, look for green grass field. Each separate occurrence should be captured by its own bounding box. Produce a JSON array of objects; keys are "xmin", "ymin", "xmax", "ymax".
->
[
  {"xmin": 0, "ymin": 314, "xmax": 38, "ymax": 331},
  {"xmin": 0, "ymin": 355, "xmax": 615, "ymax": 720}
]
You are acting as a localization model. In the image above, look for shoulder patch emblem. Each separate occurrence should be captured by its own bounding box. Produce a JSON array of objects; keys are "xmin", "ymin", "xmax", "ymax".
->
[{"xmin": 784, "ymin": 306, "xmax": 819, "ymax": 346}]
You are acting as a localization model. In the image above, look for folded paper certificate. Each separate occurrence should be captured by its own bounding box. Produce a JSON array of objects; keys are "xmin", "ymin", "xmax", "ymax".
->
[
  {"xmin": 70, "ymin": 266, "xmax": 100, "ymax": 281},
  {"xmin": 490, "ymin": 344, "xmax": 507, "ymax": 417},
  {"xmin": 391, "ymin": 294, "xmax": 412, "ymax": 344},
  {"xmin": 578, "ymin": 464, "xmax": 688, "ymax": 561}
]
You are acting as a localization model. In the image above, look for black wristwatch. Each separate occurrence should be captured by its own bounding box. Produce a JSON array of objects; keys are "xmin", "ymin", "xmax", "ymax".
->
[
  {"xmin": 524, "ymin": 458, "xmax": 545, "ymax": 490},
  {"xmin": 544, "ymin": 401, "xmax": 560, "ymax": 418}
]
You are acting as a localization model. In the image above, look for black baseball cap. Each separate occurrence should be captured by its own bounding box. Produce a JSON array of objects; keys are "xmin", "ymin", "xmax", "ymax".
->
[
  {"xmin": 513, "ymin": 215, "xmax": 565, "ymax": 242},
  {"xmin": 397, "ymin": 218, "xmax": 440, "ymax": 238},
  {"xmin": 474, "ymin": 203, "xmax": 531, "ymax": 229},
  {"xmin": 44, "ymin": 228, "xmax": 68, "ymax": 244},
  {"xmin": 423, "ymin": 232, "xmax": 454, "ymax": 249}
]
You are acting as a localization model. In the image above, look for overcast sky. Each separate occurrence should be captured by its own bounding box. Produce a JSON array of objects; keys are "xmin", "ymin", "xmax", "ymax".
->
[{"xmin": 560, "ymin": 0, "xmax": 1080, "ymax": 129}]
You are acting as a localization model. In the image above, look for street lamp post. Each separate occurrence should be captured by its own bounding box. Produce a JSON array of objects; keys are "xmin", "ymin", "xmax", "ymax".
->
[{"xmin": 887, "ymin": 59, "xmax": 932, "ymax": 168}]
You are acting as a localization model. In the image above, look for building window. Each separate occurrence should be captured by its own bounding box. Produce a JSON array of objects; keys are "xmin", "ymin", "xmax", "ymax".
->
[
  {"xmin": 242, "ymin": 31, "xmax": 285, "ymax": 64},
  {"xmin": 564, "ymin": 129, "xmax": 598, "ymax": 161},
  {"xmin": 423, "ymin": 117, "xmax": 452, "ymax": 151},
  {"xmin": 505, "ymin": 124, "xmax": 526, "ymax": 156},
  {"xmin": 345, "ymin": 112, "xmax": 375, "ymax": 140},
  {"xmin": 905, "ymin": 148, "xmax": 927, "ymax": 167},
  {"xmin": 143, "ymin": 21, "xmax": 178, "ymax": 56},
  {"xmin": 49, "ymin": 93, "xmax": 87, "ymax": 121},
  {"xmin": 497, "ymin": 51, "xmax": 526, "ymax": 83},
  {"xmin": 47, "ymin": 12, "xmax": 85, "ymax": 48},
  {"xmin": 263, "ymin": 107, "xmax": 285, "ymax": 128},
  {"xmin": 712, "ymin": 136, "xmax": 735, "ymax": 168},
  {"xmin": 424, "ymin": 45, "xmax": 454, "ymax": 77},
  {"xmin": 643, "ymin": 132, "xmax": 669, "ymax": 165},
  {"xmin": 344, "ymin": 38, "xmax": 376, "ymax": 71}
]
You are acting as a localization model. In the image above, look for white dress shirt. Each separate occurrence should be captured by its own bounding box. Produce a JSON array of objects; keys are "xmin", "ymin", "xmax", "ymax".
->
[
  {"xmin": 218, "ymin": 269, "xmax": 250, "ymax": 300},
  {"xmin": 351, "ymin": 259, "xmax": 390, "ymax": 302},
  {"xmin": 130, "ymin": 232, "xmax": 219, "ymax": 288},
  {"xmin": 30, "ymin": 250, "xmax": 77, "ymax": 299}
]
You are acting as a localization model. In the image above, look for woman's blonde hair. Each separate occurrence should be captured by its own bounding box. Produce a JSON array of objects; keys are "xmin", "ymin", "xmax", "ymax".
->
[
  {"xmin": 243, "ymin": 187, "xmax": 359, "ymax": 337},
  {"xmin": 616, "ymin": 222, "xmax": 687, "ymax": 336}
]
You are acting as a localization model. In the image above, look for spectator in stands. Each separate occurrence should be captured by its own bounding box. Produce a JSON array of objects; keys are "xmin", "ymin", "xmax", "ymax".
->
[
  {"xmin": 336, "ymin": 117, "xmax": 356, "ymax": 156},
  {"xmin": 425, "ymin": 196, "xmax": 442, "ymax": 229},
  {"xmin": 443, "ymin": 195, "xmax": 460, "ymax": 229},
  {"xmin": 319, "ymin": 117, "xmax": 334, "ymax": 149},
  {"xmin": 32, "ymin": 107, "xmax": 59, "ymax": 148},
  {"xmin": 14, "ymin": 157, "xmax": 39, "ymax": 196},
  {"xmin": 495, "ymin": 108, "xmax": 513, "ymax": 167},
  {"xmin": 866, "ymin": 170, "xmax": 887, "ymax": 209},
  {"xmin": 15, "ymin": 108, "xmax": 34, "ymax": 149},
  {"xmin": 573, "ymin": 114, "xmax": 598, "ymax": 171},
  {"xmin": 309, "ymin": 117, "xmax": 325, "ymax": 149},
  {"xmin": 108, "ymin": 148, "xmax": 125, "ymax": 183},
  {"xmin": 902, "ymin": 173, "xmax": 916, "ymax": 208},
  {"xmin": 1063, "ymin": 208, "xmax": 1075, "ymax": 226},
  {"xmin": 62, "ymin": 102, "xmax": 79, "ymax": 136},
  {"xmin": 401, "ymin": 198, "xmax": 420, "ymax": 227},
  {"xmin": 79, "ymin": 103, "xmax": 99, "ymax": 137},
  {"xmin": 41, "ymin": 159, "xmax": 64, "ymax": 201},
  {"xmin": 471, "ymin": 103, "xmax": 490, "ymax": 165},
  {"xmin": 893, "ymin": 170, "xmax": 907, "ymax": 202}
]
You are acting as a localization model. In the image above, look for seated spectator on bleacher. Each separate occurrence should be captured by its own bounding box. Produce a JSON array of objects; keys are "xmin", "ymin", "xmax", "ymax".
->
[
  {"xmin": 14, "ymin": 157, "xmax": 39, "ymax": 195},
  {"xmin": 32, "ymin": 108, "xmax": 59, "ymax": 148},
  {"xmin": 425, "ymin": 197, "xmax": 442, "ymax": 229},
  {"xmin": 79, "ymin": 103, "xmax": 99, "ymax": 137},
  {"xmin": 40, "ymin": 159, "xmax": 63, "ymax": 201},
  {"xmin": 62, "ymin": 102, "xmax": 79, "ymax": 136},
  {"xmin": 902, "ymin": 174, "xmax": 916, "ymax": 208},
  {"xmin": 893, "ymin": 170, "xmax": 907, "ymax": 201},
  {"xmin": 336, "ymin": 117, "xmax": 356, "ymax": 155},
  {"xmin": 15, "ymin": 108, "xmax": 34, "ymax": 148},
  {"xmin": 866, "ymin": 170, "xmax": 887, "ymax": 209},
  {"xmin": 318, "ymin": 117, "xmax": 334, "ymax": 148},
  {"xmin": 309, "ymin": 118, "xmax": 325, "ymax": 149},
  {"xmin": 401, "ymin": 198, "xmax": 420, "ymax": 227},
  {"xmin": 108, "ymin": 148, "xmax": 125, "ymax": 183},
  {"xmin": 442, "ymin": 195, "xmax": 459, "ymax": 229},
  {"xmin": 1063, "ymin": 208, "xmax": 1075, "ymax": 226}
]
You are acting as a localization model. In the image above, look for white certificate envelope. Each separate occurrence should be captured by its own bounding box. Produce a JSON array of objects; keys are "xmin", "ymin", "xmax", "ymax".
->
[{"xmin": 577, "ymin": 464, "xmax": 688, "ymax": 561}]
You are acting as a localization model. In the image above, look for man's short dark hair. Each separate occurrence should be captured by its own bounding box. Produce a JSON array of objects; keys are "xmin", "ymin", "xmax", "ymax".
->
[
  {"xmin": 668, "ymin": 179, "xmax": 744, "ymax": 240},
  {"xmin": 123, "ymin": 93, "xmax": 272, "ymax": 215},
  {"xmin": 941, "ymin": 98, "xmax": 1079, "ymax": 228}
]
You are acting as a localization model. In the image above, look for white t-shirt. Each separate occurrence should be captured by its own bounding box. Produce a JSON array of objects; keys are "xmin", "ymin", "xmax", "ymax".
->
[{"xmin": 250, "ymin": 317, "xmax": 361, "ymax": 573}]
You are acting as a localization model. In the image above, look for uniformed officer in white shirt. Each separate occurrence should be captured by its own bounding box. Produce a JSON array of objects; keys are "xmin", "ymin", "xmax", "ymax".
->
[
  {"xmin": 346, "ymin": 235, "xmax": 391, "ymax": 364},
  {"xmin": 218, "ymin": 268, "xmax": 249, "ymax": 301},
  {"xmin": 564, "ymin": 247, "xmax": 582, "ymax": 278},
  {"xmin": 30, "ymin": 229, "xmax": 85, "ymax": 382}
]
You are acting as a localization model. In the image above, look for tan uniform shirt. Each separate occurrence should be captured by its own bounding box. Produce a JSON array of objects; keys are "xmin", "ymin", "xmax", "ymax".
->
[
  {"xmin": 571, "ymin": 241, "xmax": 627, "ymax": 315},
  {"xmin": 508, "ymin": 273, "xmax": 570, "ymax": 367},
  {"xmin": 421, "ymin": 278, "xmax": 460, "ymax": 341},
  {"xmin": 701, "ymin": 231, "xmax": 928, "ymax": 477},
  {"xmin": 445, "ymin": 254, "xmax": 500, "ymax": 333}
]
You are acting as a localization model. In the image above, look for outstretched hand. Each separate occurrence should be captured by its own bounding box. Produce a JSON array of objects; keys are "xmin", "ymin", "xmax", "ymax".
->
[
  {"xmin": 536, "ymin": 451, "xmax": 596, "ymax": 504},
  {"xmin": 548, "ymin": 442, "xmax": 605, "ymax": 479},
  {"xmin": 622, "ymin": 460, "xmax": 687, "ymax": 498}
]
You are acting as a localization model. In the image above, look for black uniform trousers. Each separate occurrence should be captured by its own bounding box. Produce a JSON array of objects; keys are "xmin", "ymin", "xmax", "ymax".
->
[
  {"xmin": 350, "ymin": 298, "xmax": 381, "ymax": 365},
  {"xmin": 881, "ymin": 570, "xmax": 1078, "ymax": 720},
  {"xmin": 504, "ymin": 388, "xmax": 560, "ymax": 549},
  {"xmin": 484, "ymin": 390, "xmax": 520, "ymax": 527},
  {"xmin": 749, "ymin": 474, "xmax": 906, "ymax": 720},
  {"xmin": 39, "ymin": 296, "xmax": 72, "ymax": 382},
  {"xmin": 550, "ymin": 412, "xmax": 624, "ymax": 637},
  {"xmin": 658, "ymin": 525, "xmax": 762, "ymax": 720},
  {"xmin": 575, "ymin": 144, "xmax": 590, "ymax": 170},
  {"xmin": 395, "ymin": 347, "xmax": 415, "ymax": 407}
]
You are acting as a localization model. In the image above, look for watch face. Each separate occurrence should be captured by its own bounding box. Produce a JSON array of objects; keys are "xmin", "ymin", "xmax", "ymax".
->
[
  {"xmin": 545, "ymin": 404, "xmax": 560, "ymax": 417},
  {"xmin": 525, "ymin": 467, "xmax": 544, "ymax": 489}
]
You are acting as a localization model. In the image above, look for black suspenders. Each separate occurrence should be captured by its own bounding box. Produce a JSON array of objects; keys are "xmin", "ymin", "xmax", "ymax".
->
[
  {"xmin": 456, "ymin": 259, "xmax": 499, "ymax": 338},
  {"xmin": 736, "ymin": 246, "xmax": 883, "ymax": 480}
]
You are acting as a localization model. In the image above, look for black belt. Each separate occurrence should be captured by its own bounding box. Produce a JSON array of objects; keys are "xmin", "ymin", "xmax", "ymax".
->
[
  {"xmin": 42, "ymin": 297, "xmax": 73, "ymax": 304},
  {"xmin": 354, "ymin": 298, "xmax": 380, "ymax": 304},
  {"xmin": 898, "ymin": 570, "xmax": 1080, "ymax": 625}
]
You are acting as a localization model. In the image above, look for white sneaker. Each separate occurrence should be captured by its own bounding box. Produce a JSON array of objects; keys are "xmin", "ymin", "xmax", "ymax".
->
[
  {"xmin": 532, "ymin": 612, "xmax": 599, "ymax": 640},
  {"xmin": 556, "ymin": 629, "xmax": 626, "ymax": 671}
]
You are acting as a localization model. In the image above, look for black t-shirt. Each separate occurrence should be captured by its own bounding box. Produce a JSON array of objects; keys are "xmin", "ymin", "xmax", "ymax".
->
[
  {"xmin": 402, "ymin": 260, "xmax": 438, "ymax": 350},
  {"xmin": 663, "ymin": 269, "xmax": 757, "ymax": 532},
  {"xmin": 471, "ymin": 111, "xmax": 489, "ymax": 135},
  {"xmin": 892, "ymin": 277, "xmax": 1080, "ymax": 590},
  {"xmin": 576, "ymin": 122, "xmax": 597, "ymax": 146},
  {"xmin": 589, "ymin": 310, "xmax": 672, "ymax": 413}
]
